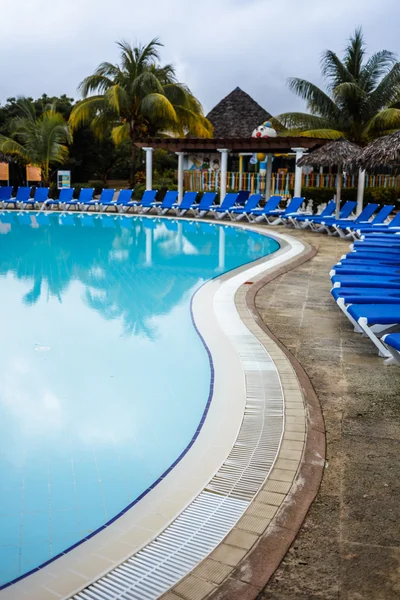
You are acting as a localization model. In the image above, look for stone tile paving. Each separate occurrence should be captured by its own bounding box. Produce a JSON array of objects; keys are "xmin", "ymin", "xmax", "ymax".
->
[{"xmin": 256, "ymin": 227, "xmax": 400, "ymax": 600}]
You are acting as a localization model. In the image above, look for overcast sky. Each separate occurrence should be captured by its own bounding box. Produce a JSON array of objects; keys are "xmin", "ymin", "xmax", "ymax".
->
[{"xmin": 1, "ymin": 0, "xmax": 399, "ymax": 117}]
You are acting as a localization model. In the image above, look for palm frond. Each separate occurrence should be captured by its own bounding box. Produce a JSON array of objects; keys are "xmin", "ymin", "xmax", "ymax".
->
[
  {"xmin": 360, "ymin": 50, "xmax": 397, "ymax": 92},
  {"xmin": 0, "ymin": 136, "xmax": 30, "ymax": 160},
  {"xmin": 367, "ymin": 62, "xmax": 400, "ymax": 114},
  {"xmin": 321, "ymin": 50, "xmax": 354, "ymax": 89},
  {"xmin": 295, "ymin": 129, "xmax": 345, "ymax": 139},
  {"xmin": 139, "ymin": 93, "xmax": 177, "ymax": 122},
  {"xmin": 287, "ymin": 78, "xmax": 342, "ymax": 120},
  {"xmin": 343, "ymin": 27, "xmax": 366, "ymax": 79},
  {"xmin": 79, "ymin": 74, "xmax": 115, "ymax": 97},
  {"xmin": 105, "ymin": 84, "xmax": 130, "ymax": 114},
  {"xmin": 69, "ymin": 96, "xmax": 108, "ymax": 130},
  {"xmin": 111, "ymin": 123, "xmax": 130, "ymax": 145},
  {"xmin": 274, "ymin": 111, "xmax": 339, "ymax": 131}
]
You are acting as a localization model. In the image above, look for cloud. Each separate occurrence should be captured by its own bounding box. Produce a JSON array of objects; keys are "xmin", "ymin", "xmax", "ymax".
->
[{"xmin": 0, "ymin": 0, "xmax": 399, "ymax": 117}]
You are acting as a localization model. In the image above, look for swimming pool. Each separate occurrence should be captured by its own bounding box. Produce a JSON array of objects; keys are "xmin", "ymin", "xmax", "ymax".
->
[{"xmin": 0, "ymin": 212, "xmax": 279, "ymax": 587}]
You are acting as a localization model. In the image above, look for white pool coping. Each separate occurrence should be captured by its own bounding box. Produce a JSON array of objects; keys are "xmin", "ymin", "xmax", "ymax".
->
[{"xmin": 0, "ymin": 215, "xmax": 305, "ymax": 600}]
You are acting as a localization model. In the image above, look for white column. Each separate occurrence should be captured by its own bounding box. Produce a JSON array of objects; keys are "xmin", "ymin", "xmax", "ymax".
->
[
  {"xmin": 176, "ymin": 152, "xmax": 185, "ymax": 204},
  {"xmin": 265, "ymin": 154, "xmax": 273, "ymax": 200},
  {"xmin": 143, "ymin": 147, "xmax": 153, "ymax": 191},
  {"xmin": 218, "ymin": 149, "xmax": 229, "ymax": 204},
  {"xmin": 292, "ymin": 147, "xmax": 306, "ymax": 198},
  {"xmin": 356, "ymin": 169, "xmax": 366, "ymax": 216},
  {"xmin": 218, "ymin": 226, "xmax": 225, "ymax": 271}
]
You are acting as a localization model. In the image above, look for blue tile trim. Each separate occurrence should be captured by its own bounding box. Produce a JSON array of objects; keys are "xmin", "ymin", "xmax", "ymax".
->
[{"xmin": 0, "ymin": 214, "xmax": 279, "ymax": 591}]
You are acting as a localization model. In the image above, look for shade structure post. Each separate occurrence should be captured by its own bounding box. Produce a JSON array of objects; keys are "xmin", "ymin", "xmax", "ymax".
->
[
  {"xmin": 292, "ymin": 147, "xmax": 306, "ymax": 197},
  {"xmin": 176, "ymin": 152, "xmax": 185, "ymax": 203},
  {"xmin": 265, "ymin": 154, "xmax": 273, "ymax": 200},
  {"xmin": 335, "ymin": 167, "xmax": 343, "ymax": 218},
  {"xmin": 218, "ymin": 149, "xmax": 229, "ymax": 204},
  {"xmin": 356, "ymin": 169, "xmax": 366, "ymax": 216},
  {"xmin": 143, "ymin": 147, "xmax": 154, "ymax": 191}
]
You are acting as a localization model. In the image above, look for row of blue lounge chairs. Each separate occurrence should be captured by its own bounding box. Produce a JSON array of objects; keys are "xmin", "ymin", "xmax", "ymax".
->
[
  {"xmin": 0, "ymin": 186, "xmax": 307, "ymax": 222},
  {"xmin": 329, "ymin": 231, "xmax": 400, "ymax": 365}
]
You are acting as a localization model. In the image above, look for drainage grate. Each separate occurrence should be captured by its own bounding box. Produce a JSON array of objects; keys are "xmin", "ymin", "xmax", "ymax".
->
[{"xmin": 72, "ymin": 264, "xmax": 285, "ymax": 600}]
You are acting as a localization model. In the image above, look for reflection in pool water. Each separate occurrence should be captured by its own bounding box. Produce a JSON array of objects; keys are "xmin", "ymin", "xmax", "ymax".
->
[{"xmin": 0, "ymin": 212, "xmax": 279, "ymax": 586}]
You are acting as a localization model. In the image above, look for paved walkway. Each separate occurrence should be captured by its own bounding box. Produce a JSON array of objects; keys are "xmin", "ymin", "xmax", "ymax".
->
[{"xmin": 255, "ymin": 227, "xmax": 400, "ymax": 600}]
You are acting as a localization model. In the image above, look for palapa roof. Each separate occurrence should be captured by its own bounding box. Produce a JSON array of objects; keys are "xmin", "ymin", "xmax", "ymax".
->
[
  {"xmin": 297, "ymin": 139, "xmax": 361, "ymax": 169},
  {"xmin": 357, "ymin": 130, "xmax": 400, "ymax": 172},
  {"xmin": 206, "ymin": 87, "xmax": 271, "ymax": 138}
]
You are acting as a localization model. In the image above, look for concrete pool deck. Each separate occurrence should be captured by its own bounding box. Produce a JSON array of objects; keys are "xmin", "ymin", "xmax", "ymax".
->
[{"xmin": 162, "ymin": 225, "xmax": 400, "ymax": 600}]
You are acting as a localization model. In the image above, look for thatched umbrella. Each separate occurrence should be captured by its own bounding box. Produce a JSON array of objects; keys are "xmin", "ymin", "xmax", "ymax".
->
[
  {"xmin": 357, "ymin": 130, "xmax": 400, "ymax": 172},
  {"xmin": 297, "ymin": 139, "xmax": 361, "ymax": 218}
]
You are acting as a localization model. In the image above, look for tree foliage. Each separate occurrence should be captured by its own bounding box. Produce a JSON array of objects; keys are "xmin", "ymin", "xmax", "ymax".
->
[
  {"xmin": 69, "ymin": 38, "xmax": 213, "ymax": 184},
  {"xmin": 0, "ymin": 98, "xmax": 71, "ymax": 185},
  {"xmin": 275, "ymin": 28, "xmax": 400, "ymax": 142}
]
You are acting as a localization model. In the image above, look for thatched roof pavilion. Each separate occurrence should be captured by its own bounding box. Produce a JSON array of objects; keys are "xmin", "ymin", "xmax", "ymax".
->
[
  {"xmin": 297, "ymin": 139, "xmax": 360, "ymax": 169},
  {"xmin": 206, "ymin": 87, "xmax": 271, "ymax": 138},
  {"xmin": 357, "ymin": 130, "xmax": 400, "ymax": 172}
]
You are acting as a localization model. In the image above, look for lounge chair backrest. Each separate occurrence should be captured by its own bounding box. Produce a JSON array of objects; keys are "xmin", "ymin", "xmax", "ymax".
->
[
  {"xmin": 388, "ymin": 211, "xmax": 400, "ymax": 228},
  {"xmin": 0, "ymin": 186, "xmax": 12, "ymax": 200},
  {"xmin": 117, "ymin": 189, "xmax": 133, "ymax": 203},
  {"xmin": 220, "ymin": 193, "xmax": 239, "ymax": 210},
  {"xmin": 371, "ymin": 204, "xmax": 394, "ymax": 224},
  {"xmin": 33, "ymin": 187, "xmax": 49, "ymax": 202},
  {"xmin": 179, "ymin": 191, "xmax": 198, "ymax": 208},
  {"xmin": 355, "ymin": 203, "xmax": 379, "ymax": 222},
  {"xmin": 242, "ymin": 194, "xmax": 262, "ymax": 211},
  {"xmin": 78, "ymin": 188, "xmax": 94, "ymax": 202},
  {"xmin": 59, "ymin": 188, "xmax": 74, "ymax": 202},
  {"xmin": 161, "ymin": 190, "xmax": 178, "ymax": 207},
  {"xmin": 99, "ymin": 189, "xmax": 115, "ymax": 203},
  {"xmin": 16, "ymin": 187, "xmax": 32, "ymax": 201},
  {"xmin": 236, "ymin": 190, "xmax": 251, "ymax": 205},
  {"xmin": 319, "ymin": 200, "xmax": 336, "ymax": 217},
  {"xmin": 141, "ymin": 190, "xmax": 158, "ymax": 206},
  {"xmin": 262, "ymin": 195, "xmax": 282, "ymax": 213},
  {"xmin": 284, "ymin": 196, "xmax": 304, "ymax": 214},
  {"xmin": 339, "ymin": 201, "xmax": 357, "ymax": 218},
  {"xmin": 198, "ymin": 192, "xmax": 217, "ymax": 210}
]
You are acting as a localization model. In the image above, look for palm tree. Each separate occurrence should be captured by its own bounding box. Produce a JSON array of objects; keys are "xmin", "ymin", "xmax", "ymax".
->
[
  {"xmin": 275, "ymin": 28, "xmax": 400, "ymax": 143},
  {"xmin": 69, "ymin": 38, "xmax": 213, "ymax": 185},
  {"xmin": 0, "ymin": 99, "xmax": 71, "ymax": 185}
]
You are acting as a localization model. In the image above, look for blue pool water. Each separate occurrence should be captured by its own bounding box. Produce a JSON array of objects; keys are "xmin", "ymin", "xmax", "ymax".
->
[{"xmin": 0, "ymin": 212, "xmax": 279, "ymax": 586}]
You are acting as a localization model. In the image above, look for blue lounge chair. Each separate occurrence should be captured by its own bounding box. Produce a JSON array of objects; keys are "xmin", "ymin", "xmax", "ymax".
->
[
  {"xmin": 356, "ymin": 210, "xmax": 400, "ymax": 235},
  {"xmin": 245, "ymin": 195, "xmax": 282, "ymax": 222},
  {"xmin": 332, "ymin": 287, "xmax": 400, "ymax": 304},
  {"xmin": 382, "ymin": 333, "xmax": 400, "ymax": 364},
  {"xmin": 44, "ymin": 188, "xmax": 74, "ymax": 209},
  {"xmin": 191, "ymin": 192, "xmax": 218, "ymax": 217},
  {"xmin": 23, "ymin": 187, "xmax": 49, "ymax": 209},
  {"xmin": 254, "ymin": 196, "xmax": 304, "ymax": 224},
  {"xmin": 330, "ymin": 203, "xmax": 379, "ymax": 238},
  {"xmin": 3, "ymin": 187, "xmax": 32, "ymax": 209},
  {"xmin": 226, "ymin": 194, "xmax": 262, "ymax": 221},
  {"xmin": 348, "ymin": 205, "xmax": 394, "ymax": 239},
  {"xmin": 150, "ymin": 190, "xmax": 179, "ymax": 215},
  {"xmin": 81, "ymin": 188, "xmax": 116, "ymax": 211},
  {"xmin": 64, "ymin": 188, "xmax": 94, "ymax": 211},
  {"xmin": 346, "ymin": 304, "xmax": 400, "ymax": 357},
  {"xmin": 0, "ymin": 186, "xmax": 13, "ymax": 207},
  {"xmin": 287, "ymin": 200, "xmax": 336, "ymax": 228},
  {"xmin": 331, "ymin": 274, "xmax": 400, "ymax": 289},
  {"xmin": 208, "ymin": 193, "xmax": 240, "ymax": 219},
  {"xmin": 125, "ymin": 190, "xmax": 158, "ymax": 213},
  {"xmin": 172, "ymin": 192, "xmax": 198, "ymax": 216},
  {"xmin": 98, "ymin": 189, "xmax": 134, "ymax": 212},
  {"xmin": 308, "ymin": 201, "xmax": 357, "ymax": 231}
]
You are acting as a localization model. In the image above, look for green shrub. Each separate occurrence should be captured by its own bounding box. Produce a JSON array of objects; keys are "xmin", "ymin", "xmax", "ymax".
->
[
  {"xmin": 88, "ymin": 180, "xmax": 108, "ymax": 195},
  {"xmin": 297, "ymin": 186, "xmax": 400, "ymax": 211}
]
